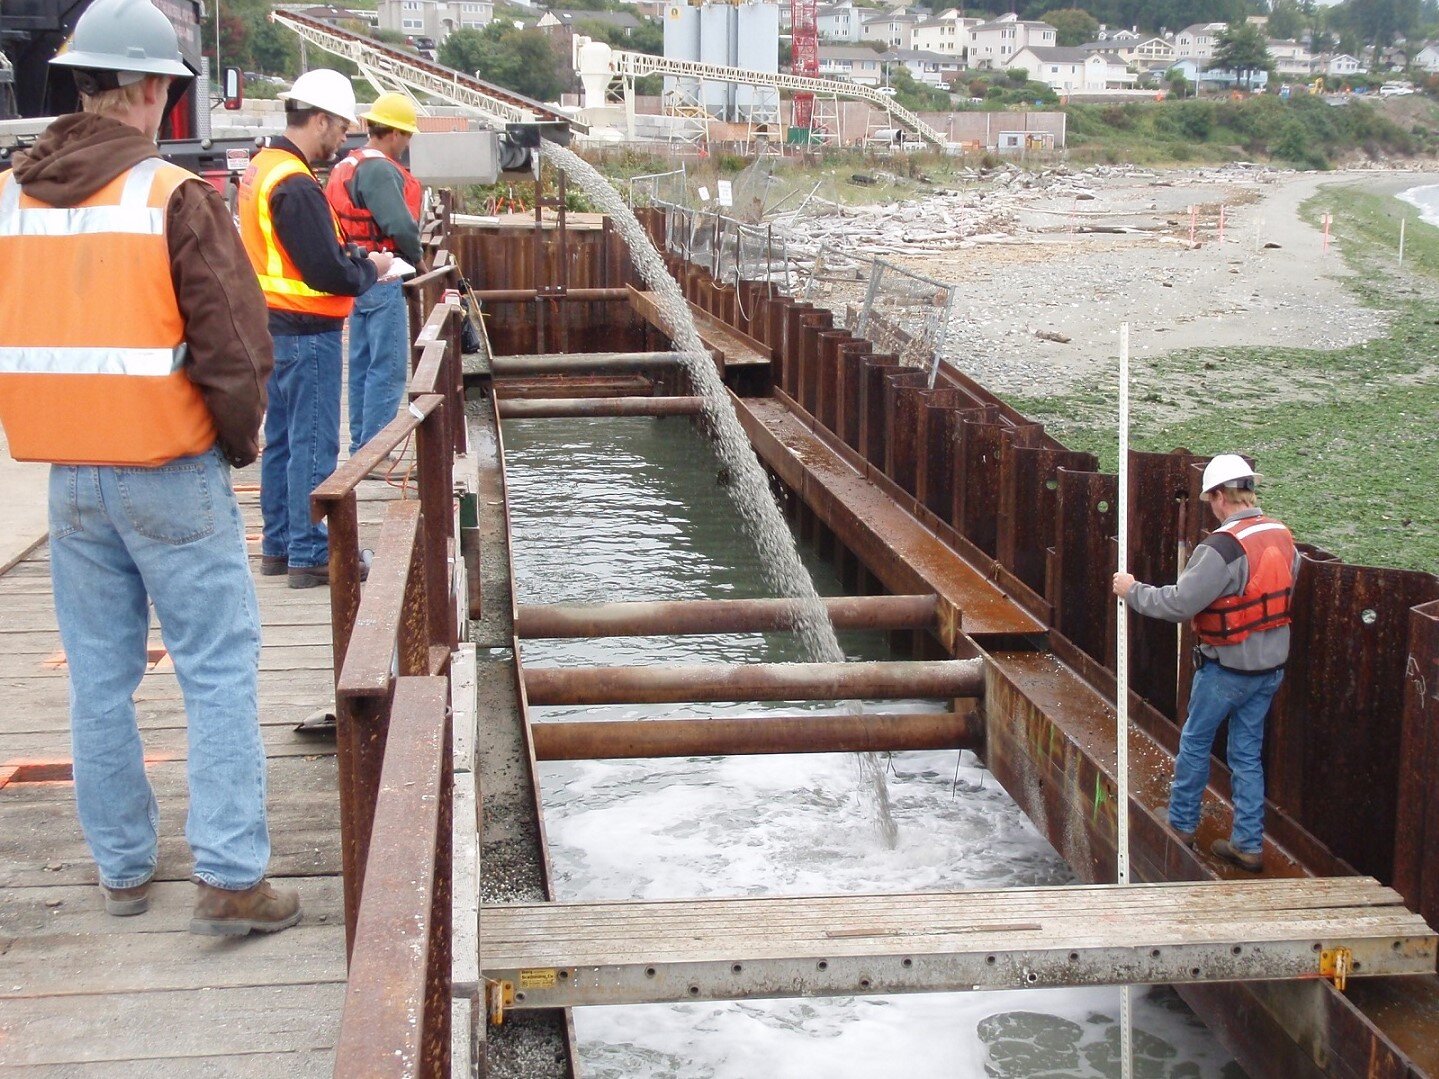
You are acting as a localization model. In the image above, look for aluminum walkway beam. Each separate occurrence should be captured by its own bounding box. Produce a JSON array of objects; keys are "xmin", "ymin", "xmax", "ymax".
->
[
  {"xmin": 516, "ymin": 594, "xmax": 938, "ymax": 638},
  {"xmin": 480, "ymin": 877, "xmax": 1436, "ymax": 1012},
  {"xmin": 523, "ymin": 658, "xmax": 983, "ymax": 706},
  {"xmin": 530, "ymin": 710, "xmax": 979, "ymax": 760}
]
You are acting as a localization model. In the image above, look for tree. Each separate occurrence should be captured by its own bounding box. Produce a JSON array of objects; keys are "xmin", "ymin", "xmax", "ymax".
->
[
  {"xmin": 1211, "ymin": 21, "xmax": 1275, "ymax": 86},
  {"xmin": 1041, "ymin": 7, "xmax": 1101, "ymax": 45},
  {"xmin": 888, "ymin": 64, "xmax": 950, "ymax": 112},
  {"xmin": 438, "ymin": 25, "xmax": 567, "ymax": 102},
  {"xmin": 1266, "ymin": 0, "xmax": 1304, "ymax": 39}
]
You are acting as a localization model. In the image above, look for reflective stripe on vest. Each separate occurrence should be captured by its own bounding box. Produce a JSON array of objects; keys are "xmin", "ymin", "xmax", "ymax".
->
[
  {"xmin": 0, "ymin": 158, "xmax": 217, "ymax": 466},
  {"xmin": 238, "ymin": 149, "xmax": 354, "ymax": 318},
  {"xmin": 1192, "ymin": 515, "xmax": 1297, "ymax": 646},
  {"xmin": 325, "ymin": 147, "xmax": 422, "ymax": 254}
]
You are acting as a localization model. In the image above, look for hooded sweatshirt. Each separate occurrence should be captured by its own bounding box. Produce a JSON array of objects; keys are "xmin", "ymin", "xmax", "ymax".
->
[{"xmin": 9, "ymin": 113, "xmax": 273, "ymax": 468}]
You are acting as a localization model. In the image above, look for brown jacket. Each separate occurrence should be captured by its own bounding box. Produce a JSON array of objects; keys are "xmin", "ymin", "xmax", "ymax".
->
[{"xmin": 12, "ymin": 114, "xmax": 273, "ymax": 467}]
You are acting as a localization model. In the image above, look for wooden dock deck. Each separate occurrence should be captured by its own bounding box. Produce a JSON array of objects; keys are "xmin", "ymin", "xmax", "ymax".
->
[{"xmin": 0, "ymin": 475, "xmax": 401, "ymax": 1076}]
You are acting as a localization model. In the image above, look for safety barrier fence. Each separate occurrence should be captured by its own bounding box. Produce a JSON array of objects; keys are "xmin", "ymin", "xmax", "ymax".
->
[{"xmin": 312, "ymin": 207, "xmax": 466, "ymax": 1075}]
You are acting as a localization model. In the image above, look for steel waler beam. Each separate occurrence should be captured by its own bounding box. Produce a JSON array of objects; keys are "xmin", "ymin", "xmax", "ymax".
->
[
  {"xmin": 497, "ymin": 397, "xmax": 705, "ymax": 419},
  {"xmin": 516, "ymin": 594, "xmax": 938, "ymax": 638},
  {"xmin": 523, "ymin": 659, "xmax": 984, "ymax": 706},
  {"xmin": 531, "ymin": 710, "xmax": 980, "ymax": 760},
  {"xmin": 490, "ymin": 353, "xmax": 693, "ymax": 376}
]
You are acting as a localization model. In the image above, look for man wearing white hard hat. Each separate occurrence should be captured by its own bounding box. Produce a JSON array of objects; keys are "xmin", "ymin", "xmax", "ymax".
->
[
  {"xmin": 1112, "ymin": 454, "xmax": 1300, "ymax": 873},
  {"xmin": 237, "ymin": 69, "xmax": 392, "ymax": 588}
]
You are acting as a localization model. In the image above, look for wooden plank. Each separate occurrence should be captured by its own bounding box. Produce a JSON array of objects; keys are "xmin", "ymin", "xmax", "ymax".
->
[
  {"xmin": 1, "ymin": 983, "xmax": 343, "ymax": 1070},
  {"xmin": 628, "ymin": 287, "xmax": 771, "ymax": 368}
]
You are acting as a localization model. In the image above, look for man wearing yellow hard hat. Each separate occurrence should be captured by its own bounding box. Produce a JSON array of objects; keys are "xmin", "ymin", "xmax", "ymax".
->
[{"xmin": 325, "ymin": 92, "xmax": 424, "ymax": 464}]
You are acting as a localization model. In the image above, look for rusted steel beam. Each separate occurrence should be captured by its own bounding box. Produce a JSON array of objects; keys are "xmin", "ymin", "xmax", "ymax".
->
[
  {"xmin": 531, "ymin": 711, "xmax": 981, "ymax": 760},
  {"xmin": 338, "ymin": 500, "xmax": 427, "ymax": 698},
  {"xmin": 491, "ymin": 352, "xmax": 687, "ymax": 377},
  {"xmin": 497, "ymin": 396, "xmax": 705, "ymax": 419},
  {"xmin": 1394, "ymin": 598, "xmax": 1439, "ymax": 928},
  {"xmin": 333, "ymin": 675, "xmax": 451, "ymax": 1079},
  {"xmin": 523, "ymin": 659, "xmax": 984, "ymax": 706},
  {"xmin": 469, "ymin": 287, "xmax": 631, "ymax": 303},
  {"xmin": 516, "ymin": 594, "xmax": 938, "ymax": 639}
]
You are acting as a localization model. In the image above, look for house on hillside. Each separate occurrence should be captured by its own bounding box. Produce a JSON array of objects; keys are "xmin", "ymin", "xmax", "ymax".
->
[
  {"xmin": 378, "ymin": 0, "xmax": 492, "ymax": 41},
  {"xmin": 1174, "ymin": 21, "xmax": 1228, "ymax": 63},
  {"xmin": 1267, "ymin": 39, "xmax": 1314, "ymax": 78},
  {"xmin": 817, "ymin": 44, "xmax": 886, "ymax": 85},
  {"xmin": 1170, "ymin": 56, "xmax": 1268, "ymax": 91},
  {"xmin": 911, "ymin": 11, "xmax": 979, "ymax": 58},
  {"xmin": 815, "ymin": 1, "xmax": 864, "ymax": 43},
  {"xmin": 890, "ymin": 47, "xmax": 965, "ymax": 86},
  {"xmin": 861, "ymin": 9, "xmax": 918, "ymax": 48},
  {"xmin": 1414, "ymin": 43, "xmax": 1439, "ymax": 72},
  {"xmin": 1327, "ymin": 53, "xmax": 1363, "ymax": 77},
  {"xmin": 1009, "ymin": 45, "xmax": 1134, "ymax": 94},
  {"xmin": 1080, "ymin": 35, "xmax": 1174, "ymax": 67},
  {"xmin": 968, "ymin": 12, "xmax": 1057, "ymax": 70}
]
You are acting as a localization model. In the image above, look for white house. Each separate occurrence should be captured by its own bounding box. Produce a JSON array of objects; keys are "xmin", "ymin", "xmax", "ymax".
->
[
  {"xmin": 890, "ymin": 47, "xmax": 965, "ymax": 86},
  {"xmin": 861, "ymin": 9, "xmax": 918, "ymax": 48},
  {"xmin": 815, "ymin": 1, "xmax": 863, "ymax": 43},
  {"xmin": 910, "ymin": 10, "xmax": 979, "ymax": 58},
  {"xmin": 1414, "ymin": 43, "xmax": 1439, "ymax": 72},
  {"xmin": 1266, "ymin": 38, "xmax": 1314, "ymax": 77},
  {"xmin": 968, "ymin": 13, "xmax": 1057, "ymax": 70},
  {"xmin": 817, "ymin": 44, "xmax": 886, "ymax": 85},
  {"xmin": 1008, "ymin": 46, "xmax": 1134, "ymax": 94},
  {"xmin": 1174, "ymin": 21, "xmax": 1229, "ymax": 63},
  {"xmin": 1169, "ymin": 56, "xmax": 1269, "ymax": 90},
  {"xmin": 1328, "ymin": 53, "xmax": 1363, "ymax": 76},
  {"xmin": 379, "ymin": 0, "xmax": 493, "ymax": 40},
  {"xmin": 1080, "ymin": 35, "xmax": 1175, "ymax": 67}
]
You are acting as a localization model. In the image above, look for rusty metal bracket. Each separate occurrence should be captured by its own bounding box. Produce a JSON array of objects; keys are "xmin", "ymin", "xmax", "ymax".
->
[
  {"xmin": 485, "ymin": 977, "xmax": 515, "ymax": 1025},
  {"xmin": 1320, "ymin": 947, "xmax": 1353, "ymax": 991}
]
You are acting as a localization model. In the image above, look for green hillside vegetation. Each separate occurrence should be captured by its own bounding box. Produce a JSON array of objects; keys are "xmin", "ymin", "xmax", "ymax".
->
[{"xmin": 1066, "ymin": 94, "xmax": 1436, "ymax": 169}]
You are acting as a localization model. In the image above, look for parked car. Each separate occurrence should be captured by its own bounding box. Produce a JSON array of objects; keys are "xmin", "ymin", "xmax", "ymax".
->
[
  {"xmin": 875, "ymin": 85, "xmax": 897, "ymax": 97},
  {"xmin": 1380, "ymin": 81, "xmax": 1416, "ymax": 97}
]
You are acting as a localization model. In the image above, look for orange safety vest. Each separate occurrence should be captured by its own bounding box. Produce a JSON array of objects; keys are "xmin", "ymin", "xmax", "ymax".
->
[
  {"xmin": 325, "ymin": 147, "xmax": 422, "ymax": 254},
  {"xmin": 1192, "ymin": 515, "xmax": 1297, "ymax": 646},
  {"xmin": 237, "ymin": 148, "xmax": 354, "ymax": 319},
  {"xmin": 0, "ymin": 158, "xmax": 218, "ymax": 467}
]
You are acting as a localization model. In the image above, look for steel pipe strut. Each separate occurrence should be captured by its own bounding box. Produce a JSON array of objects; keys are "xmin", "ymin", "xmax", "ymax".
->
[
  {"xmin": 523, "ymin": 659, "xmax": 985, "ymax": 706},
  {"xmin": 517, "ymin": 594, "xmax": 939, "ymax": 639},
  {"xmin": 530, "ymin": 711, "xmax": 981, "ymax": 760},
  {"xmin": 491, "ymin": 352, "xmax": 701, "ymax": 377},
  {"xmin": 498, "ymin": 397, "xmax": 705, "ymax": 419}
]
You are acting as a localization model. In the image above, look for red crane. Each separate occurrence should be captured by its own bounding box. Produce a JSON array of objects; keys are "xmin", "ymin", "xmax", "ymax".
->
[{"xmin": 790, "ymin": 0, "xmax": 818, "ymax": 131}]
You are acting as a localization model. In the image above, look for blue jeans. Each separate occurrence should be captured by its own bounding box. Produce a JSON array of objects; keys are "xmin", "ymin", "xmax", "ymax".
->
[
  {"xmin": 1168, "ymin": 662, "xmax": 1284, "ymax": 854},
  {"xmin": 49, "ymin": 447, "xmax": 268, "ymax": 891},
  {"xmin": 347, "ymin": 280, "xmax": 409, "ymax": 455},
  {"xmin": 261, "ymin": 330, "xmax": 342, "ymax": 569}
]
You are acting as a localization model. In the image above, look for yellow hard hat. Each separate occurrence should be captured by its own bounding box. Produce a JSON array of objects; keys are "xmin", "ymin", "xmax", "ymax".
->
[{"xmin": 361, "ymin": 92, "xmax": 419, "ymax": 134}]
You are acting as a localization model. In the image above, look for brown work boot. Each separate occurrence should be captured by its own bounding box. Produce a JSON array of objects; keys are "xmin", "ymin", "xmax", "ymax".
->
[
  {"xmin": 287, "ymin": 550, "xmax": 373, "ymax": 589},
  {"xmin": 189, "ymin": 879, "xmax": 302, "ymax": 937},
  {"xmin": 1211, "ymin": 838, "xmax": 1263, "ymax": 873},
  {"xmin": 102, "ymin": 881, "xmax": 151, "ymax": 917}
]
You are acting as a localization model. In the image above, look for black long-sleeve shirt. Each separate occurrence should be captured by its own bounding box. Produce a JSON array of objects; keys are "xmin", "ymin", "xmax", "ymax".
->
[{"xmin": 266, "ymin": 137, "xmax": 378, "ymax": 336}]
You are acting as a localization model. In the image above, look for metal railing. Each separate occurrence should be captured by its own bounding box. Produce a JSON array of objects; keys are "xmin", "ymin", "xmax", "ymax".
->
[{"xmin": 311, "ymin": 218, "xmax": 467, "ymax": 1076}]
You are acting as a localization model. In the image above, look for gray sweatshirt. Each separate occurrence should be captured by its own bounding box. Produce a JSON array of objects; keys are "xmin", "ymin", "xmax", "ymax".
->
[{"xmin": 1126, "ymin": 507, "xmax": 1299, "ymax": 672}]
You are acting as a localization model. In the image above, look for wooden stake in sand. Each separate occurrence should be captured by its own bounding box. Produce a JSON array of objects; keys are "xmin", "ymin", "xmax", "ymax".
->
[{"xmin": 1399, "ymin": 218, "xmax": 1407, "ymax": 267}]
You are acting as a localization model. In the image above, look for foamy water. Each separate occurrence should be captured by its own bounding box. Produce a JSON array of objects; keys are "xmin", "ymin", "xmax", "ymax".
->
[
  {"xmin": 539, "ymin": 143, "xmax": 898, "ymax": 846},
  {"xmin": 1397, "ymin": 183, "xmax": 1439, "ymax": 228},
  {"xmin": 506, "ymin": 416, "xmax": 1242, "ymax": 1079}
]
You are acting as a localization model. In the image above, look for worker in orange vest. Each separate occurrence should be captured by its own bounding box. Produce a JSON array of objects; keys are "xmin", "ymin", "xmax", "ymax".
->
[
  {"xmin": 0, "ymin": 0, "xmax": 299, "ymax": 934},
  {"xmin": 1113, "ymin": 454, "xmax": 1299, "ymax": 874},
  {"xmin": 326, "ymin": 92, "xmax": 425, "ymax": 464},
  {"xmin": 237, "ymin": 69, "xmax": 391, "ymax": 588}
]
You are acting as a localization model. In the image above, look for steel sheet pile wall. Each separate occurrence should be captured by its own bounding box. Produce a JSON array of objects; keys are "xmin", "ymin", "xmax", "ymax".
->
[{"xmin": 455, "ymin": 211, "xmax": 1439, "ymax": 934}]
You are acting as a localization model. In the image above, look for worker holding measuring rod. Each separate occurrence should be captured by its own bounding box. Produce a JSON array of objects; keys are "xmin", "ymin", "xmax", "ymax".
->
[{"xmin": 1112, "ymin": 454, "xmax": 1299, "ymax": 873}]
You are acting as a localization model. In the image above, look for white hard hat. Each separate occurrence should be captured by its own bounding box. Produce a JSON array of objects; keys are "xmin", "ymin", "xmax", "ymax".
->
[
  {"xmin": 1201, "ymin": 453, "xmax": 1258, "ymax": 494},
  {"xmin": 280, "ymin": 69, "xmax": 358, "ymax": 124}
]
